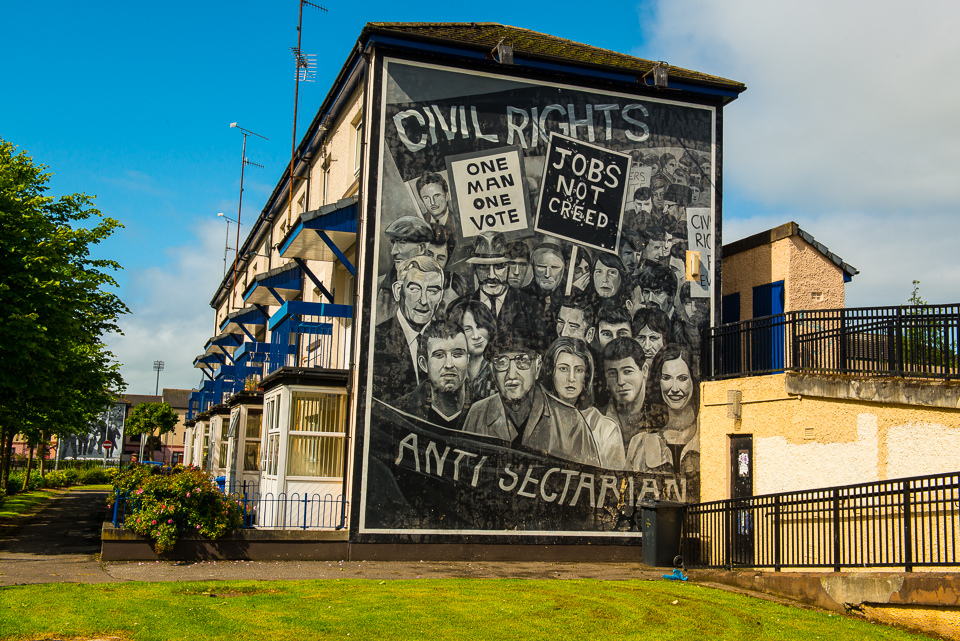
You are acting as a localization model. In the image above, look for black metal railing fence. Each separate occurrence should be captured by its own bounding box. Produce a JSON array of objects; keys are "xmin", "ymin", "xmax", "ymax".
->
[
  {"xmin": 705, "ymin": 304, "xmax": 960, "ymax": 381},
  {"xmin": 683, "ymin": 471, "xmax": 960, "ymax": 571}
]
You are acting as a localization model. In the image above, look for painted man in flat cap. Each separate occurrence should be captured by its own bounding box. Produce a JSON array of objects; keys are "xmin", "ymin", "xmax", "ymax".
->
[{"xmin": 376, "ymin": 216, "xmax": 433, "ymax": 322}]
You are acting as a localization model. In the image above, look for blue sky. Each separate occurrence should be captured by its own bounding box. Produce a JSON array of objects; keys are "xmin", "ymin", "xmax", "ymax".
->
[{"xmin": 4, "ymin": 1, "xmax": 959, "ymax": 393}]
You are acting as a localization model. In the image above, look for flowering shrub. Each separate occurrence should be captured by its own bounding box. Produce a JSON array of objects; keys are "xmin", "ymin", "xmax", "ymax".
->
[
  {"xmin": 112, "ymin": 465, "xmax": 155, "ymax": 497},
  {"xmin": 120, "ymin": 467, "xmax": 243, "ymax": 553}
]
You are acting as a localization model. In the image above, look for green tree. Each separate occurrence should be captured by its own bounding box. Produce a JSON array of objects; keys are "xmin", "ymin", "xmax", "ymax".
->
[
  {"xmin": 126, "ymin": 402, "xmax": 180, "ymax": 460},
  {"xmin": 902, "ymin": 280, "xmax": 956, "ymax": 373},
  {"xmin": 0, "ymin": 139, "xmax": 127, "ymax": 490}
]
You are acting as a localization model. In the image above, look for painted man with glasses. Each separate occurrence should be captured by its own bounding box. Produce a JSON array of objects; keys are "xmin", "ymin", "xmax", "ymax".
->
[{"xmin": 463, "ymin": 326, "xmax": 600, "ymax": 466}]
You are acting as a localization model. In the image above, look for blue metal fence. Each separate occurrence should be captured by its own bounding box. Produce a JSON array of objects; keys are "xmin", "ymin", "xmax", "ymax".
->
[
  {"xmin": 233, "ymin": 492, "xmax": 347, "ymax": 530},
  {"xmin": 110, "ymin": 487, "xmax": 347, "ymax": 531}
]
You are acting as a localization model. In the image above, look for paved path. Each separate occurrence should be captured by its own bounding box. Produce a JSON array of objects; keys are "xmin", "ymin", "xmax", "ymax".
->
[
  {"xmin": 0, "ymin": 488, "xmax": 113, "ymax": 585},
  {"xmin": 0, "ymin": 488, "xmax": 673, "ymax": 586}
]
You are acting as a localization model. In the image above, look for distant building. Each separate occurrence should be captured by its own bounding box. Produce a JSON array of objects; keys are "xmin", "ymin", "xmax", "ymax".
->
[
  {"xmin": 119, "ymin": 389, "xmax": 192, "ymax": 464},
  {"xmin": 721, "ymin": 221, "xmax": 858, "ymax": 323}
]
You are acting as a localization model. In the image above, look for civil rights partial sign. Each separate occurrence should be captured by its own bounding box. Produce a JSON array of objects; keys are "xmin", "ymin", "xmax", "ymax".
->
[
  {"xmin": 534, "ymin": 133, "xmax": 631, "ymax": 253},
  {"xmin": 447, "ymin": 146, "xmax": 530, "ymax": 237},
  {"xmin": 686, "ymin": 207, "xmax": 712, "ymax": 298}
]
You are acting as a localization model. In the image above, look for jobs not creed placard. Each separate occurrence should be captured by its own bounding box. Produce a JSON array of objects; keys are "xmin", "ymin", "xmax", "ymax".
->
[{"xmin": 534, "ymin": 133, "xmax": 631, "ymax": 253}]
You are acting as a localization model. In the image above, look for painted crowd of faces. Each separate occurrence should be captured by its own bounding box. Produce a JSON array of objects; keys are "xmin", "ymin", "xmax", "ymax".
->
[{"xmin": 370, "ymin": 148, "xmax": 708, "ymax": 499}]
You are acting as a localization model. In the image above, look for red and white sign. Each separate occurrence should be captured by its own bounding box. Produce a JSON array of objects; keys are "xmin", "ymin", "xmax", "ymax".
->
[{"xmin": 102, "ymin": 441, "xmax": 113, "ymax": 450}]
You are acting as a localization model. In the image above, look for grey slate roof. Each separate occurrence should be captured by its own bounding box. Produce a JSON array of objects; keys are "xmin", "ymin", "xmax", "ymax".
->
[
  {"xmin": 723, "ymin": 221, "xmax": 859, "ymax": 280},
  {"xmin": 364, "ymin": 22, "xmax": 746, "ymax": 93}
]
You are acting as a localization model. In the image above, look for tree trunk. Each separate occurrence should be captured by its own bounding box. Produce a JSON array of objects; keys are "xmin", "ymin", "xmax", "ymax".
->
[
  {"xmin": 38, "ymin": 432, "xmax": 47, "ymax": 476},
  {"xmin": 1, "ymin": 429, "xmax": 14, "ymax": 493},
  {"xmin": 0, "ymin": 425, "xmax": 8, "ymax": 494},
  {"xmin": 25, "ymin": 443, "xmax": 35, "ymax": 487}
]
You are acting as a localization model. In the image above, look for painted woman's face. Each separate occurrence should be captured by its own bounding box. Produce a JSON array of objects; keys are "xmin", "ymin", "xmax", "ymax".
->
[
  {"xmin": 660, "ymin": 357, "xmax": 693, "ymax": 411},
  {"xmin": 593, "ymin": 263, "xmax": 621, "ymax": 298},
  {"xmin": 553, "ymin": 352, "xmax": 587, "ymax": 404},
  {"xmin": 461, "ymin": 311, "xmax": 489, "ymax": 358}
]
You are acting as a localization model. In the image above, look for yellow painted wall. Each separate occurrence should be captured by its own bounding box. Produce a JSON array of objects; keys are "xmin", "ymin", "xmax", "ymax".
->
[
  {"xmin": 700, "ymin": 374, "xmax": 960, "ymax": 502},
  {"xmin": 722, "ymin": 236, "xmax": 846, "ymax": 320}
]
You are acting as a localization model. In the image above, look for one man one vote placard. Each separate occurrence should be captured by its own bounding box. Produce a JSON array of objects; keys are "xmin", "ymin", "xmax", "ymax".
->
[{"xmin": 447, "ymin": 146, "xmax": 530, "ymax": 237}]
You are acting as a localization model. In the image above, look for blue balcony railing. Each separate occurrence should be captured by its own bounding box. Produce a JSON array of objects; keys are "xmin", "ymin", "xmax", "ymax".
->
[
  {"xmin": 233, "ymin": 341, "xmax": 272, "ymax": 384},
  {"xmin": 267, "ymin": 301, "xmax": 352, "ymax": 374}
]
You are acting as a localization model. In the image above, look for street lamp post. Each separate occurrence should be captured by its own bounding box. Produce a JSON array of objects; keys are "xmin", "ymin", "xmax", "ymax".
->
[{"xmin": 228, "ymin": 124, "xmax": 267, "ymax": 314}]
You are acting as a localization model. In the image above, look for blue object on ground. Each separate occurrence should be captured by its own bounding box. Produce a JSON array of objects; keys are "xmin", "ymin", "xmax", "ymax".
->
[{"xmin": 662, "ymin": 568, "xmax": 688, "ymax": 581}]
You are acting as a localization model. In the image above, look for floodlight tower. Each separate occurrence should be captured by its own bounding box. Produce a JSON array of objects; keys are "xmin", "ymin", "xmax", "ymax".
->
[{"xmin": 153, "ymin": 360, "xmax": 164, "ymax": 396}]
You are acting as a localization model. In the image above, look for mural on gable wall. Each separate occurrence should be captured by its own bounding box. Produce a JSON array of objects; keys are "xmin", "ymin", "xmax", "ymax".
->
[
  {"xmin": 58, "ymin": 402, "xmax": 126, "ymax": 461},
  {"xmin": 359, "ymin": 58, "xmax": 716, "ymax": 537}
]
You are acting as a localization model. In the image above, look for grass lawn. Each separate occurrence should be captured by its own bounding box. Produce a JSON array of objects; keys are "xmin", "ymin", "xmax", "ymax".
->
[
  {"xmin": 0, "ymin": 579, "xmax": 929, "ymax": 640},
  {"xmin": 0, "ymin": 489, "xmax": 60, "ymax": 520}
]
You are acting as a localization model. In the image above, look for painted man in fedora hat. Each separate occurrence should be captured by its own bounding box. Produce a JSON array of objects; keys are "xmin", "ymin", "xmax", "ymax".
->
[{"xmin": 466, "ymin": 231, "xmax": 544, "ymax": 335}]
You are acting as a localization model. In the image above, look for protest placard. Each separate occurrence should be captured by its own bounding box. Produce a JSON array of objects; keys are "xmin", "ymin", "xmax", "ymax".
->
[
  {"xmin": 687, "ymin": 207, "xmax": 713, "ymax": 297},
  {"xmin": 446, "ymin": 146, "xmax": 530, "ymax": 237},
  {"xmin": 533, "ymin": 133, "xmax": 631, "ymax": 253}
]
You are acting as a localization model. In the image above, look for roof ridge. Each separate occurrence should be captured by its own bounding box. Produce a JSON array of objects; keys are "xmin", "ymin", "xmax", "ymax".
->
[{"xmin": 364, "ymin": 22, "xmax": 744, "ymax": 90}]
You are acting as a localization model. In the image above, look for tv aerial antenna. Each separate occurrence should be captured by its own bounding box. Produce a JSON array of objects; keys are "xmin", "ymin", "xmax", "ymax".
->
[
  {"xmin": 227, "ymin": 123, "xmax": 268, "ymax": 312},
  {"xmin": 288, "ymin": 0, "xmax": 328, "ymax": 223}
]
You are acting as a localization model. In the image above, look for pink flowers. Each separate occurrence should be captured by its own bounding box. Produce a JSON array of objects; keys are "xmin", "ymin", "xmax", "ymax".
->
[
  {"xmin": 167, "ymin": 519, "xmax": 173, "ymax": 524},
  {"xmin": 135, "ymin": 489, "xmax": 144, "ymax": 495},
  {"xmin": 151, "ymin": 520, "xmax": 157, "ymax": 525},
  {"xmin": 186, "ymin": 492, "xmax": 191, "ymax": 497},
  {"xmin": 196, "ymin": 524, "xmax": 201, "ymax": 529}
]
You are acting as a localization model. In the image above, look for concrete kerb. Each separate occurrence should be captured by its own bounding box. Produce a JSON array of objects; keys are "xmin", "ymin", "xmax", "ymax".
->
[{"xmin": 102, "ymin": 522, "xmax": 646, "ymax": 563}]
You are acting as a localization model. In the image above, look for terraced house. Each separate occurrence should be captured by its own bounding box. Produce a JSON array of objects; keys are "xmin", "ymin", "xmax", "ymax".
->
[{"xmin": 184, "ymin": 20, "xmax": 743, "ymax": 551}]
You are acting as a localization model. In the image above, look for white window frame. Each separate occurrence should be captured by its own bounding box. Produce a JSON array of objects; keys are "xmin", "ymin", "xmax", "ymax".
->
[{"xmin": 285, "ymin": 388, "xmax": 348, "ymax": 481}]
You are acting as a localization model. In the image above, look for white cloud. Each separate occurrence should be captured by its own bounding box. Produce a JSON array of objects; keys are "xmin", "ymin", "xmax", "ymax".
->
[
  {"xmin": 107, "ymin": 219, "xmax": 224, "ymax": 395},
  {"xmin": 640, "ymin": 0, "xmax": 960, "ymax": 305}
]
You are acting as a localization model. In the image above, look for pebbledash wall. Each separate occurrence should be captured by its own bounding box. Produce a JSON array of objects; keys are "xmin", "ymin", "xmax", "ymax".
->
[
  {"xmin": 350, "ymin": 36, "xmax": 744, "ymax": 545},
  {"xmin": 699, "ymin": 373, "xmax": 960, "ymax": 503},
  {"xmin": 721, "ymin": 222, "xmax": 858, "ymax": 320}
]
